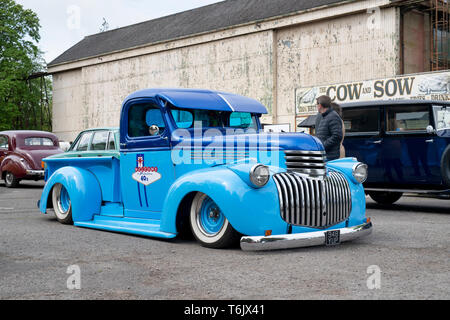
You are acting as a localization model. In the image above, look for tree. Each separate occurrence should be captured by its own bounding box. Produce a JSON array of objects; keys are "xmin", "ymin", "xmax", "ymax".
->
[{"xmin": 0, "ymin": 0, "xmax": 52, "ymax": 131}]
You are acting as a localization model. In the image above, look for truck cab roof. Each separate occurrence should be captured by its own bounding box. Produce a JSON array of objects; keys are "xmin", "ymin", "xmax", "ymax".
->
[{"xmin": 122, "ymin": 88, "xmax": 268, "ymax": 114}]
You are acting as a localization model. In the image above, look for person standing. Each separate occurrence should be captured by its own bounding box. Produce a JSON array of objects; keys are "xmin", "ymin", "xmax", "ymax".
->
[
  {"xmin": 314, "ymin": 95, "xmax": 343, "ymax": 161},
  {"xmin": 331, "ymin": 102, "xmax": 346, "ymax": 158}
]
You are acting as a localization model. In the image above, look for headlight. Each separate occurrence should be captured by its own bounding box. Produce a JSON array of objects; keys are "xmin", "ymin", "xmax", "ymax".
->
[
  {"xmin": 352, "ymin": 163, "xmax": 368, "ymax": 183},
  {"xmin": 249, "ymin": 164, "xmax": 270, "ymax": 188}
]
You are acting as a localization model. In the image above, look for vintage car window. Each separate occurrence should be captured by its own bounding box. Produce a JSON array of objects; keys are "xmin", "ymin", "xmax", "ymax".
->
[
  {"xmin": 170, "ymin": 108, "xmax": 257, "ymax": 130},
  {"xmin": 128, "ymin": 103, "xmax": 165, "ymax": 137},
  {"xmin": 0, "ymin": 136, "xmax": 8, "ymax": 149},
  {"xmin": 107, "ymin": 132, "xmax": 116, "ymax": 150},
  {"xmin": 75, "ymin": 132, "xmax": 93, "ymax": 151},
  {"xmin": 342, "ymin": 107, "xmax": 380, "ymax": 133},
  {"xmin": 192, "ymin": 109, "xmax": 225, "ymax": 127},
  {"xmin": 433, "ymin": 106, "xmax": 450, "ymax": 131},
  {"xmin": 229, "ymin": 112, "xmax": 257, "ymax": 129},
  {"xmin": 91, "ymin": 131, "xmax": 109, "ymax": 150},
  {"xmin": 386, "ymin": 105, "xmax": 430, "ymax": 132},
  {"xmin": 171, "ymin": 109, "xmax": 194, "ymax": 129},
  {"xmin": 23, "ymin": 137, "xmax": 54, "ymax": 146}
]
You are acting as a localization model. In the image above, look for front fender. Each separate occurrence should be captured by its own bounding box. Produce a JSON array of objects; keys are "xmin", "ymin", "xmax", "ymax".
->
[
  {"xmin": 326, "ymin": 157, "xmax": 367, "ymax": 226},
  {"xmin": 160, "ymin": 166, "xmax": 288, "ymax": 236},
  {"xmin": 39, "ymin": 167, "xmax": 102, "ymax": 222}
]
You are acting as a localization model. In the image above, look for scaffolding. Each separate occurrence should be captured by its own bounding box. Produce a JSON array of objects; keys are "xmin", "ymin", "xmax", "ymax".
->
[{"xmin": 430, "ymin": 0, "xmax": 450, "ymax": 71}]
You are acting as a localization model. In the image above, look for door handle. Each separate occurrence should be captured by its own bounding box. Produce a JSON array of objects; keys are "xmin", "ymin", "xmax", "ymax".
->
[
  {"xmin": 425, "ymin": 139, "xmax": 434, "ymax": 143},
  {"xmin": 372, "ymin": 140, "xmax": 382, "ymax": 144}
]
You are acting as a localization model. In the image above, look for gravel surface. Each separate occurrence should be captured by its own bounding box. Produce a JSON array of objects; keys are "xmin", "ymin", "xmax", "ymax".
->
[{"xmin": 0, "ymin": 181, "xmax": 449, "ymax": 300}]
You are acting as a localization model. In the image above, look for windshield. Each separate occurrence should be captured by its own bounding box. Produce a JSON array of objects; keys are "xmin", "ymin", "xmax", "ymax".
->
[
  {"xmin": 433, "ymin": 105, "xmax": 450, "ymax": 131},
  {"xmin": 170, "ymin": 108, "xmax": 258, "ymax": 130}
]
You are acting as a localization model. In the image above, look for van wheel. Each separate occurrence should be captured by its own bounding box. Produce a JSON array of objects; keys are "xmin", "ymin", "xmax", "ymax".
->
[
  {"xmin": 52, "ymin": 183, "xmax": 73, "ymax": 225},
  {"xmin": 190, "ymin": 192, "xmax": 241, "ymax": 249},
  {"xmin": 4, "ymin": 171, "xmax": 19, "ymax": 188},
  {"xmin": 441, "ymin": 146, "xmax": 450, "ymax": 187},
  {"xmin": 369, "ymin": 191, "xmax": 403, "ymax": 205}
]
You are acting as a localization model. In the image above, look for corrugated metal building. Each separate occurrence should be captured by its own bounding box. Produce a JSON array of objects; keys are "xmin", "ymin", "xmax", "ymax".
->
[{"xmin": 48, "ymin": 0, "xmax": 449, "ymax": 141}]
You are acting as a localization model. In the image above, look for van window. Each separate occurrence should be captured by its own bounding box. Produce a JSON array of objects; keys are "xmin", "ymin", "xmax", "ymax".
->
[
  {"xmin": 386, "ymin": 105, "xmax": 430, "ymax": 132},
  {"xmin": 433, "ymin": 105, "xmax": 450, "ymax": 131},
  {"xmin": 342, "ymin": 107, "xmax": 380, "ymax": 133}
]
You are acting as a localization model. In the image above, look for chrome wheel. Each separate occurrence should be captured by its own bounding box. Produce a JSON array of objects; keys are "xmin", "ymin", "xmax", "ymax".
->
[
  {"xmin": 52, "ymin": 183, "xmax": 73, "ymax": 224},
  {"xmin": 195, "ymin": 193, "xmax": 226, "ymax": 238},
  {"xmin": 190, "ymin": 192, "xmax": 240, "ymax": 248}
]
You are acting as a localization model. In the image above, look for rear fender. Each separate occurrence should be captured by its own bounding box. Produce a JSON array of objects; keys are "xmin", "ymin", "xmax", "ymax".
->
[
  {"xmin": 1, "ymin": 155, "xmax": 27, "ymax": 178},
  {"xmin": 39, "ymin": 167, "xmax": 102, "ymax": 222}
]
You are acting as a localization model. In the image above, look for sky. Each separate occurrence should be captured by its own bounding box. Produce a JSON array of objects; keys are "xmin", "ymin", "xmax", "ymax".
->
[{"xmin": 16, "ymin": 0, "xmax": 223, "ymax": 64}]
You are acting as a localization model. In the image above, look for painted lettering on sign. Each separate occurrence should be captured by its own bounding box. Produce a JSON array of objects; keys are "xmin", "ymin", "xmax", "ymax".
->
[{"xmin": 295, "ymin": 71, "xmax": 450, "ymax": 115}]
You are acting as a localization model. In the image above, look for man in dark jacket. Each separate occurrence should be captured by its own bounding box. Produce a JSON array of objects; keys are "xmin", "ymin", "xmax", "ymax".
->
[{"xmin": 314, "ymin": 95, "xmax": 343, "ymax": 161}]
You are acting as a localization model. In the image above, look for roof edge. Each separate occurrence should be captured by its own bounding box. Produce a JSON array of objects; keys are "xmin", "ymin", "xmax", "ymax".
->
[{"xmin": 47, "ymin": 0, "xmax": 362, "ymax": 71}]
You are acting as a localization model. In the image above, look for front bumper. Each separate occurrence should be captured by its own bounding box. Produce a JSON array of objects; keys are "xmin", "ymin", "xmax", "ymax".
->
[
  {"xmin": 240, "ymin": 221, "xmax": 373, "ymax": 251},
  {"xmin": 26, "ymin": 169, "xmax": 44, "ymax": 176}
]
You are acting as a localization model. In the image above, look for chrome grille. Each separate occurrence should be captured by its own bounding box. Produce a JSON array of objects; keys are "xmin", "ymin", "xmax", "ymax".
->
[
  {"xmin": 284, "ymin": 150, "xmax": 326, "ymax": 177},
  {"xmin": 273, "ymin": 171, "xmax": 352, "ymax": 228}
]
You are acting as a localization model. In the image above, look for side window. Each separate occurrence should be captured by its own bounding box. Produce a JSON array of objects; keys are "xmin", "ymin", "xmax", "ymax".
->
[
  {"xmin": 0, "ymin": 136, "xmax": 8, "ymax": 149},
  {"xmin": 75, "ymin": 132, "xmax": 93, "ymax": 151},
  {"xmin": 342, "ymin": 107, "xmax": 380, "ymax": 133},
  {"xmin": 91, "ymin": 131, "xmax": 109, "ymax": 150},
  {"xmin": 386, "ymin": 105, "xmax": 430, "ymax": 132},
  {"xmin": 107, "ymin": 132, "xmax": 116, "ymax": 150},
  {"xmin": 128, "ymin": 103, "xmax": 165, "ymax": 137},
  {"xmin": 433, "ymin": 105, "xmax": 450, "ymax": 131},
  {"xmin": 146, "ymin": 109, "xmax": 166, "ymax": 135}
]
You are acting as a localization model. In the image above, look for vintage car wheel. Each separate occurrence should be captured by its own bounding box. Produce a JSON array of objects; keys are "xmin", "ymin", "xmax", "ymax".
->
[
  {"xmin": 4, "ymin": 171, "xmax": 20, "ymax": 188},
  {"xmin": 190, "ymin": 192, "xmax": 241, "ymax": 248},
  {"xmin": 52, "ymin": 183, "xmax": 73, "ymax": 225},
  {"xmin": 368, "ymin": 191, "xmax": 403, "ymax": 205}
]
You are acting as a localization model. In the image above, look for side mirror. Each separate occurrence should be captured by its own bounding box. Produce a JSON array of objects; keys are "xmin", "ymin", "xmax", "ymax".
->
[
  {"xmin": 148, "ymin": 125, "xmax": 160, "ymax": 136},
  {"xmin": 426, "ymin": 125, "xmax": 436, "ymax": 135}
]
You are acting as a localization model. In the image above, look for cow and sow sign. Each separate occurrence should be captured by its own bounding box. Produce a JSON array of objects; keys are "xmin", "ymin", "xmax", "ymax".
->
[{"xmin": 295, "ymin": 71, "xmax": 450, "ymax": 118}]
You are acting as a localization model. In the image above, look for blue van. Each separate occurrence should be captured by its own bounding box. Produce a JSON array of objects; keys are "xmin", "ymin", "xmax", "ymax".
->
[{"xmin": 341, "ymin": 100, "xmax": 450, "ymax": 204}]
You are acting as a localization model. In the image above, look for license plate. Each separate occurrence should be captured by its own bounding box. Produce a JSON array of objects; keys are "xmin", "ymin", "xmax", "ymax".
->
[{"xmin": 325, "ymin": 230, "xmax": 341, "ymax": 246}]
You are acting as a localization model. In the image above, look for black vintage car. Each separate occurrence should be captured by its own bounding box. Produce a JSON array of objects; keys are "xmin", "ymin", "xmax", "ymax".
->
[{"xmin": 341, "ymin": 100, "xmax": 450, "ymax": 204}]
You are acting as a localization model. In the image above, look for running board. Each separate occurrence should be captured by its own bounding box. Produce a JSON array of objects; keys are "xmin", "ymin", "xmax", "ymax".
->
[
  {"xmin": 74, "ymin": 215, "xmax": 176, "ymax": 239},
  {"xmin": 365, "ymin": 188, "xmax": 450, "ymax": 195}
]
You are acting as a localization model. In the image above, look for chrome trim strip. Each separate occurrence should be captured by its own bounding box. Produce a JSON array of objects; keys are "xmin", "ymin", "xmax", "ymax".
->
[
  {"xmin": 217, "ymin": 93, "xmax": 235, "ymax": 112},
  {"xmin": 285, "ymin": 174, "xmax": 299, "ymax": 225},
  {"xmin": 26, "ymin": 170, "xmax": 44, "ymax": 176},
  {"xmin": 273, "ymin": 171, "xmax": 352, "ymax": 228},
  {"xmin": 240, "ymin": 222, "xmax": 373, "ymax": 251},
  {"xmin": 272, "ymin": 176, "xmax": 284, "ymax": 215},
  {"xmin": 284, "ymin": 150, "xmax": 326, "ymax": 155},
  {"xmin": 365, "ymin": 187, "xmax": 450, "ymax": 194}
]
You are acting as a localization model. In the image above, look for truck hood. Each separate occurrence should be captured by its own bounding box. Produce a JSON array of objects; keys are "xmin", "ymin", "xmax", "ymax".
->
[{"xmin": 171, "ymin": 130, "xmax": 324, "ymax": 152}]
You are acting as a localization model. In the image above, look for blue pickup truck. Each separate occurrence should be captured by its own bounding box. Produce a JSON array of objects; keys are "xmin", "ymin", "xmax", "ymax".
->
[{"xmin": 39, "ymin": 88, "xmax": 372, "ymax": 251}]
